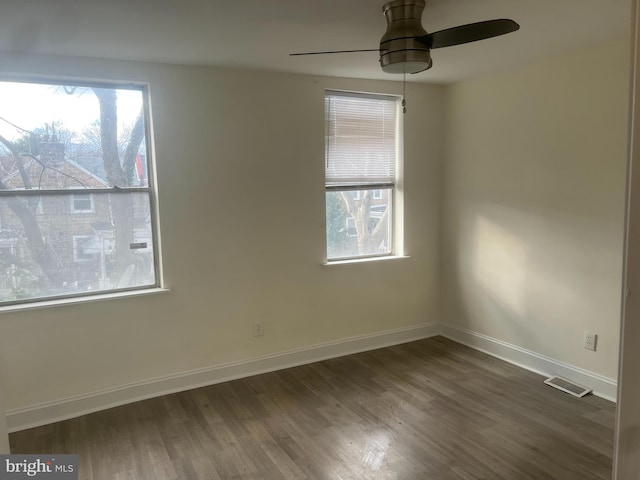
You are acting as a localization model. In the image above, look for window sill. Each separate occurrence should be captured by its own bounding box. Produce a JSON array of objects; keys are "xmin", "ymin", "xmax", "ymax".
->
[
  {"xmin": 0, "ymin": 287, "xmax": 170, "ymax": 314},
  {"xmin": 322, "ymin": 255, "xmax": 410, "ymax": 267}
]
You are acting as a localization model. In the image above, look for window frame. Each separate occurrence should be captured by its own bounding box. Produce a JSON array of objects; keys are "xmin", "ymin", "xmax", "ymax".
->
[
  {"xmin": 72, "ymin": 234, "xmax": 98, "ymax": 262},
  {"xmin": 70, "ymin": 192, "xmax": 95, "ymax": 213},
  {"xmin": 0, "ymin": 77, "xmax": 164, "ymax": 307},
  {"xmin": 324, "ymin": 90, "xmax": 401, "ymax": 262}
]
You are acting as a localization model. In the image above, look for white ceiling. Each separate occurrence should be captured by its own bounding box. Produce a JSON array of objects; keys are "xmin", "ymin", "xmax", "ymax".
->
[{"xmin": 0, "ymin": 0, "xmax": 632, "ymax": 84}]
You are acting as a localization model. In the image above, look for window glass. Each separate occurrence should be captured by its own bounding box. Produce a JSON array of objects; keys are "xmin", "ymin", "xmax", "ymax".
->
[
  {"xmin": 325, "ymin": 91, "xmax": 399, "ymax": 261},
  {"xmin": 0, "ymin": 80, "xmax": 158, "ymax": 304},
  {"xmin": 71, "ymin": 193, "xmax": 93, "ymax": 213},
  {"xmin": 326, "ymin": 188, "xmax": 392, "ymax": 259}
]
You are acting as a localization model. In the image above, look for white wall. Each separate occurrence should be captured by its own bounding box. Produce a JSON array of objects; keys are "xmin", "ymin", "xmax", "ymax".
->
[
  {"xmin": 442, "ymin": 39, "xmax": 630, "ymax": 381},
  {"xmin": 0, "ymin": 53, "xmax": 444, "ymax": 421}
]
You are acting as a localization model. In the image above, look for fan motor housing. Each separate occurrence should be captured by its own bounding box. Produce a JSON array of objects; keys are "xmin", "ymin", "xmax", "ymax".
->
[{"xmin": 380, "ymin": 0, "xmax": 432, "ymax": 74}]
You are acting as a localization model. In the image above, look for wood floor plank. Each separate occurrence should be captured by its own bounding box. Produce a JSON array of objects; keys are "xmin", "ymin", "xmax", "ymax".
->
[{"xmin": 9, "ymin": 336, "xmax": 615, "ymax": 479}]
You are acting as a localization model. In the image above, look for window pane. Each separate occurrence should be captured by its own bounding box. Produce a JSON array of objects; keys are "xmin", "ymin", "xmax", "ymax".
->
[
  {"xmin": 0, "ymin": 81, "xmax": 148, "ymax": 190},
  {"xmin": 72, "ymin": 193, "xmax": 94, "ymax": 213},
  {"xmin": 0, "ymin": 192, "xmax": 155, "ymax": 302},
  {"xmin": 326, "ymin": 188, "xmax": 392, "ymax": 260},
  {"xmin": 0, "ymin": 80, "xmax": 159, "ymax": 305}
]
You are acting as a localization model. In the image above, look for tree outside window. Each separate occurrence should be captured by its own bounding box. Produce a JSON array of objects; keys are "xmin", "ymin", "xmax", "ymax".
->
[{"xmin": 0, "ymin": 80, "xmax": 159, "ymax": 304}]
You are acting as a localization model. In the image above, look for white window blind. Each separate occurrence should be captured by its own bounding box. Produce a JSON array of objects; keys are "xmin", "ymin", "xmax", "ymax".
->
[{"xmin": 325, "ymin": 92, "xmax": 398, "ymax": 186}]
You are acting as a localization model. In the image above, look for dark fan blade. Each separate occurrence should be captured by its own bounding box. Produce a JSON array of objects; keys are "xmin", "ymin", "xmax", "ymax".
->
[
  {"xmin": 418, "ymin": 19, "xmax": 519, "ymax": 49},
  {"xmin": 289, "ymin": 49, "xmax": 379, "ymax": 56}
]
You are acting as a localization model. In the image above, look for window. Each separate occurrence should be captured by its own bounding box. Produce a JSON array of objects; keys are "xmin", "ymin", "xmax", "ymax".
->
[
  {"xmin": 73, "ymin": 235, "xmax": 98, "ymax": 262},
  {"xmin": 0, "ymin": 79, "xmax": 160, "ymax": 305},
  {"xmin": 325, "ymin": 91, "xmax": 399, "ymax": 260},
  {"xmin": 71, "ymin": 193, "xmax": 94, "ymax": 213}
]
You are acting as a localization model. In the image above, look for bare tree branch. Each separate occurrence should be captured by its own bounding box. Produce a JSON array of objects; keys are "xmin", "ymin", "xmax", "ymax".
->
[
  {"xmin": 93, "ymin": 88, "xmax": 137, "ymax": 279},
  {"xmin": 0, "ymin": 177, "xmax": 62, "ymax": 287},
  {"xmin": 123, "ymin": 112, "xmax": 145, "ymax": 184},
  {"xmin": 93, "ymin": 88, "xmax": 126, "ymax": 186},
  {"xmin": 370, "ymin": 207, "xmax": 389, "ymax": 249},
  {"xmin": 20, "ymin": 153, "xmax": 89, "ymax": 189},
  {"xmin": 0, "ymin": 133, "xmax": 32, "ymax": 189}
]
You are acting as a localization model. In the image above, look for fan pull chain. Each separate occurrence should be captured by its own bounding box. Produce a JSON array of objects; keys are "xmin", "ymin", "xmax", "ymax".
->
[{"xmin": 402, "ymin": 69, "xmax": 407, "ymax": 114}]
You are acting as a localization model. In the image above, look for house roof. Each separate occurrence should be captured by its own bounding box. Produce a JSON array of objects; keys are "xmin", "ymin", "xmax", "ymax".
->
[{"xmin": 0, "ymin": 154, "xmax": 107, "ymax": 190}]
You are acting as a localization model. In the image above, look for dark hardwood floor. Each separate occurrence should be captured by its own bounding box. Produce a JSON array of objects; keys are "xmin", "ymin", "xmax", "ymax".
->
[{"xmin": 10, "ymin": 336, "xmax": 616, "ymax": 479}]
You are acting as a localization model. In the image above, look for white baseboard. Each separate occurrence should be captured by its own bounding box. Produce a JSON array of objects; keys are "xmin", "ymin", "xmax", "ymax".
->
[
  {"xmin": 7, "ymin": 322, "xmax": 617, "ymax": 432},
  {"xmin": 6, "ymin": 323, "xmax": 441, "ymax": 433},
  {"xmin": 440, "ymin": 325, "xmax": 618, "ymax": 402}
]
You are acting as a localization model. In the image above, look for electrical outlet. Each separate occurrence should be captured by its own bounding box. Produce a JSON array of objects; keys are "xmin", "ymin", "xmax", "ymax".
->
[
  {"xmin": 584, "ymin": 332, "xmax": 597, "ymax": 351},
  {"xmin": 252, "ymin": 322, "xmax": 264, "ymax": 337}
]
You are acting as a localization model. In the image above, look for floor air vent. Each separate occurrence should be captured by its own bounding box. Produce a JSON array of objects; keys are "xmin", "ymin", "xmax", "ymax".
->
[{"xmin": 544, "ymin": 376, "xmax": 592, "ymax": 398}]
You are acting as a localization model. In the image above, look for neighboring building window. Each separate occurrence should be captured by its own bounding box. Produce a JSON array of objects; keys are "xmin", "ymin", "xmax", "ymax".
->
[
  {"xmin": 0, "ymin": 79, "xmax": 160, "ymax": 305},
  {"xmin": 73, "ymin": 235, "xmax": 98, "ymax": 262},
  {"xmin": 71, "ymin": 193, "xmax": 94, "ymax": 213},
  {"xmin": 325, "ymin": 91, "xmax": 399, "ymax": 260}
]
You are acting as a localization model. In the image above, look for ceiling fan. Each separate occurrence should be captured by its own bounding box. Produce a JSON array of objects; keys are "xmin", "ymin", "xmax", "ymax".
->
[{"xmin": 290, "ymin": 0, "xmax": 520, "ymax": 75}]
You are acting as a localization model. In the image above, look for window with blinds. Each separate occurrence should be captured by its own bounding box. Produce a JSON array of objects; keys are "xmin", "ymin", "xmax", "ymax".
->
[{"xmin": 324, "ymin": 91, "xmax": 400, "ymax": 261}]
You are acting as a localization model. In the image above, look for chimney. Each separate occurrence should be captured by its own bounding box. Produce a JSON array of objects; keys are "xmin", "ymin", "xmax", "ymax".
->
[{"xmin": 39, "ymin": 139, "xmax": 65, "ymax": 166}]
